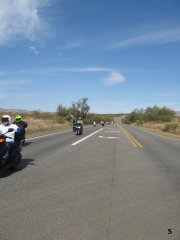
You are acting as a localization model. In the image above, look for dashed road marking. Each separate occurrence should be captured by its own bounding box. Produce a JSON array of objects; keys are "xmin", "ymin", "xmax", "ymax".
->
[
  {"xmin": 71, "ymin": 128, "xmax": 103, "ymax": 146},
  {"xmin": 99, "ymin": 136, "xmax": 120, "ymax": 139}
]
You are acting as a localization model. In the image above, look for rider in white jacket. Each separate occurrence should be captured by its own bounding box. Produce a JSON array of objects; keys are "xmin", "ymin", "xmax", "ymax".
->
[{"xmin": 0, "ymin": 115, "xmax": 20, "ymax": 159}]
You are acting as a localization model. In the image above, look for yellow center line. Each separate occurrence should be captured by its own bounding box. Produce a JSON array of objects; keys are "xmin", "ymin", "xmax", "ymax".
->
[
  {"xmin": 120, "ymin": 126, "xmax": 137, "ymax": 148},
  {"xmin": 120, "ymin": 125, "xmax": 143, "ymax": 148},
  {"xmin": 121, "ymin": 126, "xmax": 143, "ymax": 148}
]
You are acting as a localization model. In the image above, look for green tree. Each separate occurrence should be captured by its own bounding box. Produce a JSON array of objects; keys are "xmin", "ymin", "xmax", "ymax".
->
[
  {"xmin": 69, "ymin": 98, "xmax": 90, "ymax": 119},
  {"xmin": 77, "ymin": 97, "xmax": 90, "ymax": 119},
  {"xmin": 69, "ymin": 102, "xmax": 79, "ymax": 119},
  {"xmin": 57, "ymin": 104, "xmax": 69, "ymax": 117}
]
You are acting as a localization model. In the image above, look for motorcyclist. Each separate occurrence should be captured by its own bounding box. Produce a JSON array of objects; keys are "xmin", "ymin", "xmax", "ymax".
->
[
  {"xmin": 77, "ymin": 117, "xmax": 83, "ymax": 134},
  {"xmin": 93, "ymin": 120, "xmax": 96, "ymax": 127},
  {"xmin": 13, "ymin": 115, "xmax": 28, "ymax": 145},
  {"xmin": 0, "ymin": 115, "xmax": 21, "ymax": 159},
  {"xmin": 73, "ymin": 119, "xmax": 77, "ymax": 132},
  {"xmin": 101, "ymin": 120, "xmax": 105, "ymax": 126}
]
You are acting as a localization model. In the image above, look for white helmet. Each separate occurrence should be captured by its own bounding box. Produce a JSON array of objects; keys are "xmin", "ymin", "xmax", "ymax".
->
[{"xmin": 2, "ymin": 115, "xmax": 11, "ymax": 125}]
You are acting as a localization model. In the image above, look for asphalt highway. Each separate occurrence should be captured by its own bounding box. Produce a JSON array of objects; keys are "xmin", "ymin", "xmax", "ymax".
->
[{"xmin": 0, "ymin": 123, "xmax": 180, "ymax": 240}]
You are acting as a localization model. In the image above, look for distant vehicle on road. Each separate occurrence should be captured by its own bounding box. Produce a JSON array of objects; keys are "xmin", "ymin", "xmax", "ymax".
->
[
  {"xmin": 93, "ymin": 120, "xmax": 96, "ymax": 127},
  {"xmin": 101, "ymin": 121, "xmax": 105, "ymax": 127}
]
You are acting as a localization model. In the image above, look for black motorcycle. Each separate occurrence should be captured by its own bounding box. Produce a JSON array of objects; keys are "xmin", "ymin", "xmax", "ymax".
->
[
  {"xmin": 0, "ymin": 129, "xmax": 22, "ymax": 171},
  {"xmin": 75, "ymin": 123, "xmax": 83, "ymax": 136},
  {"xmin": 101, "ymin": 122, "xmax": 105, "ymax": 127}
]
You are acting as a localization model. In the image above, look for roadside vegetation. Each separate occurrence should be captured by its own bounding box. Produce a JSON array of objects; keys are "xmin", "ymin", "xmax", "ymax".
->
[
  {"xmin": 0, "ymin": 111, "xmax": 71, "ymax": 134},
  {"xmin": 122, "ymin": 105, "xmax": 180, "ymax": 136},
  {"xmin": 56, "ymin": 98, "xmax": 119, "ymax": 124},
  {"xmin": 0, "ymin": 98, "xmax": 120, "ymax": 134}
]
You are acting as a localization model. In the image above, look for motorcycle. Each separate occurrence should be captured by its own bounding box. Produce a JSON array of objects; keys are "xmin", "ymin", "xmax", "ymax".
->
[
  {"xmin": 0, "ymin": 129, "xmax": 22, "ymax": 171},
  {"xmin": 75, "ymin": 123, "xmax": 83, "ymax": 136},
  {"xmin": 21, "ymin": 128, "xmax": 26, "ymax": 146},
  {"xmin": 101, "ymin": 121, "xmax": 105, "ymax": 127},
  {"xmin": 73, "ymin": 123, "xmax": 77, "ymax": 132}
]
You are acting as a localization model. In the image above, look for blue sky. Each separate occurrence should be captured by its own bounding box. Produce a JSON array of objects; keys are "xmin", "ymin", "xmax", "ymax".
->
[{"xmin": 0, "ymin": 0, "xmax": 180, "ymax": 113}]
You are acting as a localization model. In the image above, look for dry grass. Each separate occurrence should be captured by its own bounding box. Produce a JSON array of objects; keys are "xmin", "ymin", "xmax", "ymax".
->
[
  {"xmin": 25, "ymin": 117, "xmax": 71, "ymax": 134},
  {"xmin": 133, "ymin": 119, "xmax": 180, "ymax": 138},
  {"xmin": 0, "ymin": 111, "xmax": 71, "ymax": 134}
]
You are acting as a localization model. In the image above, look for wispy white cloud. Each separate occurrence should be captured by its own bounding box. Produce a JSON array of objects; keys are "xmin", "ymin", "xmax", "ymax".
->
[
  {"xmin": 0, "ymin": 66, "xmax": 118, "ymax": 79},
  {"xmin": 110, "ymin": 27, "xmax": 180, "ymax": 49},
  {"xmin": 63, "ymin": 40, "xmax": 84, "ymax": 50},
  {"xmin": 0, "ymin": 79, "xmax": 32, "ymax": 86},
  {"xmin": 29, "ymin": 46, "xmax": 38, "ymax": 54},
  {"xmin": 0, "ymin": 0, "xmax": 52, "ymax": 45},
  {"xmin": 104, "ymin": 72, "xmax": 126, "ymax": 86},
  {"xmin": 66, "ymin": 67, "xmax": 117, "ymax": 72},
  {"xmin": 9, "ymin": 65, "xmax": 178, "ymax": 76}
]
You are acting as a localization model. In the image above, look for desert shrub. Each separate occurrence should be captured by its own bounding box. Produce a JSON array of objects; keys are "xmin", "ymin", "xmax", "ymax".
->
[
  {"xmin": 122, "ymin": 117, "xmax": 131, "ymax": 124},
  {"xmin": 163, "ymin": 123, "xmax": 178, "ymax": 132},
  {"xmin": 66, "ymin": 114, "xmax": 74, "ymax": 122},
  {"xmin": 145, "ymin": 106, "xmax": 175, "ymax": 122},
  {"xmin": 123, "ymin": 106, "xmax": 175, "ymax": 124},
  {"xmin": 136, "ymin": 120, "xmax": 144, "ymax": 126},
  {"xmin": 57, "ymin": 105, "xmax": 69, "ymax": 117}
]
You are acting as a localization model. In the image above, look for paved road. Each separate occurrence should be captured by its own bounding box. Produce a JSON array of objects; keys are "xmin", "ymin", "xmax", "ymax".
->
[{"xmin": 0, "ymin": 123, "xmax": 180, "ymax": 240}]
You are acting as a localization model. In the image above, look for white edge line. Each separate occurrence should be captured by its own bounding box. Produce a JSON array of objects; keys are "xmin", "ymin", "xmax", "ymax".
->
[
  {"xmin": 71, "ymin": 128, "xmax": 103, "ymax": 146},
  {"xmin": 26, "ymin": 130, "xmax": 72, "ymax": 141},
  {"xmin": 26, "ymin": 126, "xmax": 93, "ymax": 141}
]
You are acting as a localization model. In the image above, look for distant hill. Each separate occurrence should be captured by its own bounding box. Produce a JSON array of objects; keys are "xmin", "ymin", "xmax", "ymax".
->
[
  {"xmin": 0, "ymin": 108, "xmax": 28, "ymax": 113},
  {"xmin": 1, "ymin": 108, "xmax": 180, "ymax": 116}
]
